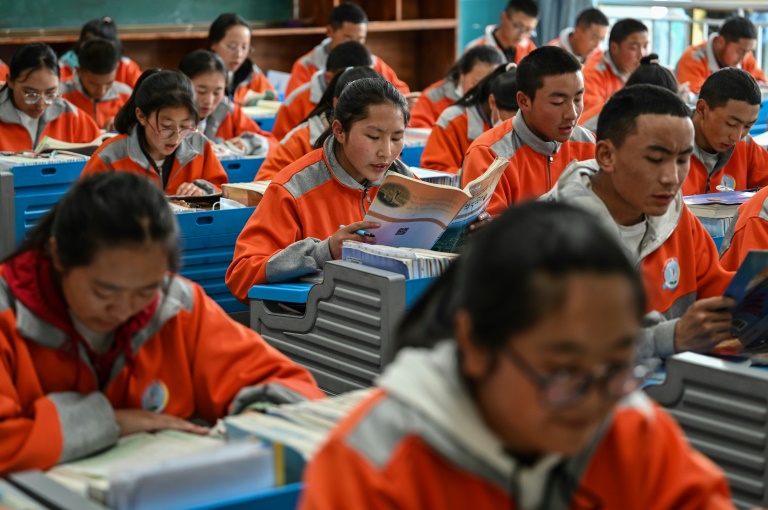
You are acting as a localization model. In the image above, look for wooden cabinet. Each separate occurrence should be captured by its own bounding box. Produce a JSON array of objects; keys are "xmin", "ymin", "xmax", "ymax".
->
[{"xmin": 0, "ymin": 0, "xmax": 457, "ymax": 91}]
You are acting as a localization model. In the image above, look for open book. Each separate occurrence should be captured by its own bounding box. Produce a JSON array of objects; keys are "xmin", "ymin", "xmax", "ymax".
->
[
  {"xmin": 723, "ymin": 251, "xmax": 768, "ymax": 353},
  {"xmin": 363, "ymin": 156, "xmax": 508, "ymax": 252},
  {"xmin": 34, "ymin": 133, "xmax": 114, "ymax": 156},
  {"xmin": 342, "ymin": 240, "xmax": 458, "ymax": 279}
]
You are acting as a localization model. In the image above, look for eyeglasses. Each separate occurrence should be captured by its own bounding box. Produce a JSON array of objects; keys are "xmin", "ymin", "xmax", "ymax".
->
[
  {"xmin": 23, "ymin": 91, "xmax": 59, "ymax": 105},
  {"xmin": 223, "ymin": 42, "xmax": 254, "ymax": 56},
  {"xmin": 149, "ymin": 123, "xmax": 198, "ymax": 140},
  {"xmin": 510, "ymin": 23, "xmax": 536, "ymax": 37},
  {"xmin": 502, "ymin": 346, "xmax": 650, "ymax": 409}
]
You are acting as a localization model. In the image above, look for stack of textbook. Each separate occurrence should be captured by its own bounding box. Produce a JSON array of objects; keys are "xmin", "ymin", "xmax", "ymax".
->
[
  {"xmin": 341, "ymin": 240, "xmax": 458, "ymax": 279},
  {"xmin": 0, "ymin": 152, "xmax": 88, "ymax": 169},
  {"xmin": 684, "ymin": 190, "xmax": 756, "ymax": 237}
]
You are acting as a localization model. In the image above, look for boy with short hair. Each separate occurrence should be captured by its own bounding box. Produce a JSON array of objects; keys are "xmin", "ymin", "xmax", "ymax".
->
[
  {"xmin": 677, "ymin": 16, "xmax": 768, "ymax": 95},
  {"xmin": 461, "ymin": 46, "xmax": 596, "ymax": 215},
  {"xmin": 59, "ymin": 38, "xmax": 132, "ymax": 131},
  {"xmin": 547, "ymin": 7, "xmax": 610, "ymax": 64},
  {"xmin": 285, "ymin": 3, "xmax": 409, "ymax": 96},
  {"xmin": 464, "ymin": 0, "xmax": 539, "ymax": 65},
  {"xmin": 683, "ymin": 67, "xmax": 768, "ymax": 195},
  {"xmin": 544, "ymin": 84, "xmax": 735, "ymax": 359},
  {"xmin": 582, "ymin": 18, "xmax": 649, "ymax": 110}
]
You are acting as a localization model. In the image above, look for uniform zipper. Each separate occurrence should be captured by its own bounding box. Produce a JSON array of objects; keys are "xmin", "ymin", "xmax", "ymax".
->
[{"xmin": 547, "ymin": 155, "xmax": 554, "ymax": 190}]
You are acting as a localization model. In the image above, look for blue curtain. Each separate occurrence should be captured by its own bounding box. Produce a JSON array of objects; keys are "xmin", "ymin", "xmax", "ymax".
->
[{"xmin": 533, "ymin": 0, "xmax": 595, "ymax": 46}]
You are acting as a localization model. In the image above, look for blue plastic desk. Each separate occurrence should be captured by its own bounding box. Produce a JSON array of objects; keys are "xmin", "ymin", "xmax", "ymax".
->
[
  {"xmin": 252, "ymin": 115, "xmax": 276, "ymax": 133},
  {"xmin": 189, "ymin": 483, "xmax": 302, "ymax": 510},
  {"xmin": 749, "ymin": 98, "xmax": 768, "ymax": 135},
  {"xmin": 400, "ymin": 145, "xmax": 425, "ymax": 168},
  {"xmin": 221, "ymin": 157, "xmax": 265, "ymax": 182}
]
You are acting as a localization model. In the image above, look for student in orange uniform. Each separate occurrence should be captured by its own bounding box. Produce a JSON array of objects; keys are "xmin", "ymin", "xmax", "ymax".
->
[
  {"xmin": 0, "ymin": 59, "xmax": 9, "ymax": 83},
  {"xmin": 683, "ymin": 68, "xmax": 768, "ymax": 195},
  {"xmin": 208, "ymin": 13, "xmax": 275, "ymax": 105},
  {"xmin": 272, "ymin": 41, "xmax": 374, "ymax": 140},
  {"xmin": 300, "ymin": 201, "xmax": 733, "ymax": 510},
  {"xmin": 82, "ymin": 70, "xmax": 227, "ymax": 196},
  {"xmin": 179, "ymin": 50, "xmax": 276, "ymax": 156},
  {"xmin": 464, "ymin": 0, "xmax": 538, "ymax": 65},
  {"xmin": 421, "ymin": 65, "xmax": 518, "ymax": 175},
  {"xmin": 545, "ymin": 84, "xmax": 735, "ymax": 359},
  {"xmin": 676, "ymin": 17, "xmax": 767, "ymax": 96},
  {"xmin": 462, "ymin": 47, "xmax": 596, "ymax": 214},
  {"xmin": 720, "ymin": 186, "xmax": 768, "ymax": 270},
  {"xmin": 257, "ymin": 66, "xmax": 381, "ymax": 183},
  {"xmin": 582, "ymin": 19, "xmax": 649, "ymax": 111},
  {"xmin": 226, "ymin": 78, "xmax": 415, "ymax": 300},
  {"xmin": 59, "ymin": 17, "xmax": 142, "ymax": 88},
  {"xmin": 579, "ymin": 54, "xmax": 677, "ymax": 133},
  {"xmin": 410, "ymin": 46, "xmax": 504, "ymax": 129},
  {"xmin": 0, "ymin": 44, "xmax": 101, "ymax": 152},
  {"xmin": 0, "ymin": 172, "xmax": 322, "ymax": 475},
  {"xmin": 60, "ymin": 38, "xmax": 133, "ymax": 131},
  {"xmin": 285, "ymin": 3, "xmax": 409, "ymax": 97},
  {"xmin": 547, "ymin": 8, "xmax": 609, "ymax": 64}
]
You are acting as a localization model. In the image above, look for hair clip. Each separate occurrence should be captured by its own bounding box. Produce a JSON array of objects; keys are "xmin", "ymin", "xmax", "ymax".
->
[{"xmin": 505, "ymin": 63, "xmax": 517, "ymax": 71}]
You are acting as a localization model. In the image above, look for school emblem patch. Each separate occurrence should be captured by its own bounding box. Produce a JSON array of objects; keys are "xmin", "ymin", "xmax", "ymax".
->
[
  {"xmin": 142, "ymin": 380, "xmax": 169, "ymax": 413},
  {"xmin": 662, "ymin": 258, "xmax": 680, "ymax": 291},
  {"xmin": 721, "ymin": 174, "xmax": 736, "ymax": 191}
]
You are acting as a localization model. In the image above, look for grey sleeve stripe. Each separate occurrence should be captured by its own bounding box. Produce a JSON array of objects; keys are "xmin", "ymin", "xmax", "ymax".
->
[
  {"xmin": 570, "ymin": 126, "xmax": 596, "ymax": 143},
  {"xmin": 229, "ymin": 383, "xmax": 309, "ymax": 415},
  {"xmin": 265, "ymin": 237, "xmax": 332, "ymax": 283},
  {"xmin": 435, "ymin": 106, "xmax": 466, "ymax": 129},
  {"xmin": 50, "ymin": 392, "xmax": 119, "ymax": 464},
  {"xmin": 283, "ymin": 163, "xmax": 333, "ymax": 199}
]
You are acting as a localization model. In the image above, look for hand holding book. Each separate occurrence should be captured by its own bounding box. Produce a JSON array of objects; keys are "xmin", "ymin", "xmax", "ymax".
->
[{"xmin": 330, "ymin": 221, "xmax": 380, "ymax": 259}]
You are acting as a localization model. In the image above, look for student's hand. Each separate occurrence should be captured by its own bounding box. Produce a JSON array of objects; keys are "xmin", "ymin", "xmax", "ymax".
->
[
  {"xmin": 102, "ymin": 117, "xmax": 116, "ymax": 132},
  {"xmin": 175, "ymin": 182, "xmax": 205, "ymax": 197},
  {"xmin": 226, "ymin": 136, "xmax": 247, "ymax": 152},
  {"xmin": 114, "ymin": 409, "xmax": 210, "ymax": 437},
  {"xmin": 674, "ymin": 296, "xmax": 737, "ymax": 353},
  {"xmin": 468, "ymin": 212, "xmax": 492, "ymax": 235},
  {"xmin": 329, "ymin": 221, "xmax": 380, "ymax": 259}
]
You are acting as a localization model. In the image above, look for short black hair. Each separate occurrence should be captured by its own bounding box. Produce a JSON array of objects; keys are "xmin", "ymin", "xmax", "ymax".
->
[
  {"xmin": 576, "ymin": 8, "xmax": 609, "ymax": 28},
  {"xmin": 700, "ymin": 67, "xmax": 761, "ymax": 109},
  {"xmin": 719, "ymin": 16, "xmax": 758, "ymax": 42},
  {"xmin": 328, "ymin": 3, "xmax": 368, "ymax": 29},
  {"xmin": 77, "ymin": 38, "xmax": 119, "ymax": 75},
  {"xmin": 597, "ymin": 84, "xmax": 691, "ymax": 147},
  {"xmin": 490, "ymin": 67, "xmax": 519, "ymax": 111},
  {"xmin": 326, "ymin": 41, "xmax": 373, "ymax": 72},
  {"xmin": 609, "ymin": 18, "xmax": 648, "ymax": 45},
  {"xmin": 625, "ymin": 54, "xmax": 677, "ymax": 92},
  {"xmin": 505, "ymin": 0, "xmax": 539, "ymax": 19},
  {"xmin": 517, "ymin": 46, "xmax": 582, "ymax": 101}
]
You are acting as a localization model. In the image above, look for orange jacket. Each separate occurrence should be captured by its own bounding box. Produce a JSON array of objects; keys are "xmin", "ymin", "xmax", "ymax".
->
[
  {"xmin": 59, "ymin": 75, "xmax": 132, "ymax": 129},
  {"xmin": 0, "ymin": 59, "xmax": 9, "ymax": 82},
  {"xmin": 285, "ymin": 39, "xmax": 410, "ymax": 97},
  {"xmin": 0, "ymin": 89, "xmax": 101, "ymax": 152},
  {"xmin": 0, "ymin": 249, "xmax": 322, "ymax": 475},
  {"xmin": 682, "ymin": 136, "xmax": 768, "ymax": 195},
  {"xmin": 271, "ymin": 72, "xmax": 325, "ymax": 140},
  {"xmin": 583, "ymin": 51, "xmax": 627, "ymax": 112},
  {"xmin": 546, "ymin": 28, "xmax": 604, "ymax": 64},
  {"xmin": 226, "ymin": 136, "xmax": 415, "ymax": 300},
  {"xmin": 463, "ymin": 25, "xmax": 536, "ymax": 64},
  {"xmin": 676, "ymin": 35, "xmax": 768, "ymax": 95},
  {"xmin": 232, "ymin": 62, "xmax": 276, "ymax": 105},
  {"xmin": 60, "ymin": 55, "xmax": 143, "ymax": 89},
  {"xmin": 300, "ymin": 342, "xmax": 733, "ymax": 510},
  {"xmin": 420, "ymin": 104, "xmax": 490, "ymax": 174},
  {"xmin": 462, "ymin": 114, "xmax": 596, "ymax": 216},
  {"xmin": 81, "ymin": 129, "xmax": 228, "ymax": 195},
  {"xmin": 409, "ymin": 78, "xmax": 461, "ymax": 128},
  {"xmin": 720, "ymin": 186, "xmax": 768, "ymax": 270},
  {"xmin": 257, "ymin": 115, "xmax": 327, "ymax": 182},
  {"xmin": 202, "ymin": 96, "xmax": 278, "ymax": 156}
]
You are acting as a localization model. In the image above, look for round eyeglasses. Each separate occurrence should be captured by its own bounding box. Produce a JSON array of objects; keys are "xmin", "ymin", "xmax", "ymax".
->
[{"xmin": 23, "ymin": 91, "xmax": 59, "ymax": 105}]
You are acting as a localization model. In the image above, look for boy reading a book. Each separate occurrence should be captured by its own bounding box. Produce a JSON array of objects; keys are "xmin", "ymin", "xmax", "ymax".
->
[
  {"xmin": 543, "ymin": 84, "xmax": 735, "ymax": 359},
  {"xmin": 681, "ymin": 68, "xmax": 768, "ymax": 195},
  {"xmin": 461, "ymin": 46, "xmax": 596, "ymax": 215}
]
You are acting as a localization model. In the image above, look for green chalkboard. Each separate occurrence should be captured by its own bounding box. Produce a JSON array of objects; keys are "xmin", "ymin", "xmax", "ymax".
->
[{"xmin": 1, "ymin": 0, "xmax": 292, "ymax": 29}]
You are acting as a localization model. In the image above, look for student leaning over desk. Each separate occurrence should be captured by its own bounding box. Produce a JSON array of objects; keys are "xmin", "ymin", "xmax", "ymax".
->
[
  {"xmin": 82, "ymin": 69, "xmax": 228, "ymax": 197},
  {"xmin": 0, "ymin": 43, "xmax": 101, "ymax": 153},
  {"xmin": 0, "ymin": 172, "xmax": 323, "ymax": 475},
  {"xmin": 300, "ymin": 201, "xmax": 734, "ymax": 510}
]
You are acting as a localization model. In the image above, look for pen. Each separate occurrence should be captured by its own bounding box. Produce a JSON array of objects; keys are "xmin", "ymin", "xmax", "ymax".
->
[{"xmin": 339, "ymin": 224, "xmax": 376, "ymax": 238}]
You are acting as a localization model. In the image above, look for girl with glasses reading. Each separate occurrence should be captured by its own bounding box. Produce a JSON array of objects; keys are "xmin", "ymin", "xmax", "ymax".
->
[
  {"xmin": 0, "ymin": 43, "xmax": 101, "ymax": 152},
  {"xmin": 300, "ymin": 201, "xmax": 733, "ymax": 509},
  {"xmin": 82, "ymin": 69, "xmax": 228, "ymax": 197}
]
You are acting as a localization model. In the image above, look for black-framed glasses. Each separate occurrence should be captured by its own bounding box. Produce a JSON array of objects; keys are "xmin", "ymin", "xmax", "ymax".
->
[
  {"xmin": 149, "ymin": 122, "xmax": 198, "ymax": 140},
  {"xmin": 23, "ymin": 91, "xmax": 59, "ymax": 105}
]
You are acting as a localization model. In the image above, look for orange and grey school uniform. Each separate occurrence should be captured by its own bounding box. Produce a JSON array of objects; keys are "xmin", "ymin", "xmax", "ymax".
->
[
  {"xmin": 578, "ymin": 103, "xmax": 603, "ymax": 133},
  {"xmin": 461, "ymin": 114, "xmax": 596, "ymax": 216},
  {"xmin": 720, "ymin": 186, "xmax": 768, "ymax": 270},
  {"xmin": 81, "ymin": 128, "xmax": 228, "ymax": 195},
  {"xmin": 0, "ymin": 89, "xmax": 101, "ymax": 152},
  {"xmin": 59, "ymin": 74, "xmax": 132, "ymax": 129},
  {"xmin": 285, "ymin": 38, "xmax": 410, "ymax": 97},
  {"xmin": 226, "ymin": 135, "xmax": 415, "ymax": 301},
  {"xmin": 463, "ymin": 25, "xmax": 536, "ymax": 65},
  {"xmin": 231, "ymin": 60, "xmax": 276, "ymax": 105},
  {"xmin": 583, "ymin": 51, "xmax": 627, "ymax": 112},
  {"xmin": 420, "ymin": 104, "xmax": 490, "ymax": 175},
  {"xmin": 0, "ymin": 59, "xmax": 9, "ymax": 82},
  {"xmin": 257, "ymin": 114, "xmax": 327, "ymax": 182},
  {"xmin": 676, "ymin": 34, "xmax": 768, "ymax": 95},
  {"xmin": 544, "ymin": 160, "xmax": 734, "ymax": 358},
  {"xmin": 271, "ymin": 71, "xmax": 326, "ymax": 140},
  {"xmin": 0, "ymin": 248, "xmax": 323, "ymax": 475},
  {"xmin": 59, "ymin": 53, "xmax": 143, "ymax": 89},
  {"xmin": 409, "ymin": 78, "xmax": 461, "ymax": 128},
  {"xmin": 682, "ymin": 136, "xmax": 768, "ymax": 196},
  {"xmin": 547, "ymin": 27, "xmax": 603, "ymax": 64},
  {"xmin": 300, "ymin": 341, "xmax": 733, "ymax": 510},
  {"xmin": 201, "ymin": 96, "xmax": 277, "ymax": 156}
]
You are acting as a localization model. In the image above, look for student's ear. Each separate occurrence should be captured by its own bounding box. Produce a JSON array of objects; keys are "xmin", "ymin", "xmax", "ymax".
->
[
  {"xmin": 595, "ymin": 139, "xmax": 617, "ymax": 174},
  {"xmin": 135, "ymin": 108, "xmax": 147, "ymax": 127},
  {"xmin": 325, "ymin": 25, "xmax": 335, "ymax": 38},
  {"xmin": 48, "ymin": 237, "xmax": 65, "ymax": 273},
  {"xmin": 695, "ymin": 98, "xmax": 709, "ymax": 119},
  {"xmin": 516, "ymin": 90, "xmax": 531, "ymax": 114},
  {"xmin": 323, "ymin": 70, "xmax": 335, "ymax": 85},
  {"xmin": 609, "ymin": 40, "xmax": 619, "ymax": 57},
  {"xmin": 455, "ymin": 310, "xmax": 492, "ymax": 380},
  {"xmin": 488, "ymin": 93, "xmax": 498, "ymax": 112},
  {"xmin": 331, "ymin": 118, "xmax": 346, "ymax": 144}
]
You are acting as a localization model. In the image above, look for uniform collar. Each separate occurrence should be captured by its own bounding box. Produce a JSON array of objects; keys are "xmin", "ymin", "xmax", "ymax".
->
[
  {"xmin": 603, "ymin": 51, "xmax": 629, "ymax": 81},
  {"xmin": 204, "ymin": 97, "xmax": 235, "ymax": 140},
  {"xmin": 693, "ymin": 140, "xmax": 736, "ymax": 178},
  {"xmin": 126, "ymin": 125, "xmax": 201, "ymax": 170},
  {"xmin": 310, "ymin": 70, "xmax": 327, "ymax": 104},
  {"xmin": 0, "ymin": 87, "xmax": 67, "ymax": 127},
  {"xmin": 512, "ymin": 113, "xmax": 562, "ymax": 157},
  {"xmin": 322, "ymin": 135, "xmax": 411, "ymax": 190}
]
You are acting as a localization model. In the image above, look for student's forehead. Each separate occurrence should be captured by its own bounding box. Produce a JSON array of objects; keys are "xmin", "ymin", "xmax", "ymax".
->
[
  {"xmin": 540, "ymin": 71, "xmax": 584, "ymax": 90},
  {"xmin": 714, "ymin": 99, "xmax": 760, "ymax": 115},
  {"xmin": 730, "ymin": 38, "xmax": 757, "ymax": 49},
  {"xmin": 631, "ymin": 114, "xmax": 692, "ymax": 141},
  {"xmin": 622, "ymin": 31, "xmax": 648, "ymax": 44},
  {"xmin": 508, "ymin": 11, "xmax": 537, "ymax": 24}
]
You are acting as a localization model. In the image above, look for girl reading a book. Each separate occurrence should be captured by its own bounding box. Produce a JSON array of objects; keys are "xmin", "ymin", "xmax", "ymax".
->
[
  {"xmin": 179, "ymin": 50, "xmax": 277, "ymax": 157},
  {"xmin": 421, "ymin": 64, "xmax": 519, "ymax": 175},
  {"xmin": 226, "ymin": 77, "xmax": 415, "ymax": 300},
  {"xmin": 208, "ymin": 13, "xmax": 275, "ymax": 105},
  {"xmin": 81, "ymin": 69, "xmax": 228, "ymax": 196},
  {"xmin": 0, "ymin": 43, "xmax": 101, "ymax": 153},
  {"xmin": 0, "ymin": 172, "xmax": 323, "ymax": 475},
  {"xmin": 300, "ymin": 201, "xmax": 734, "ymax": 509}
]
